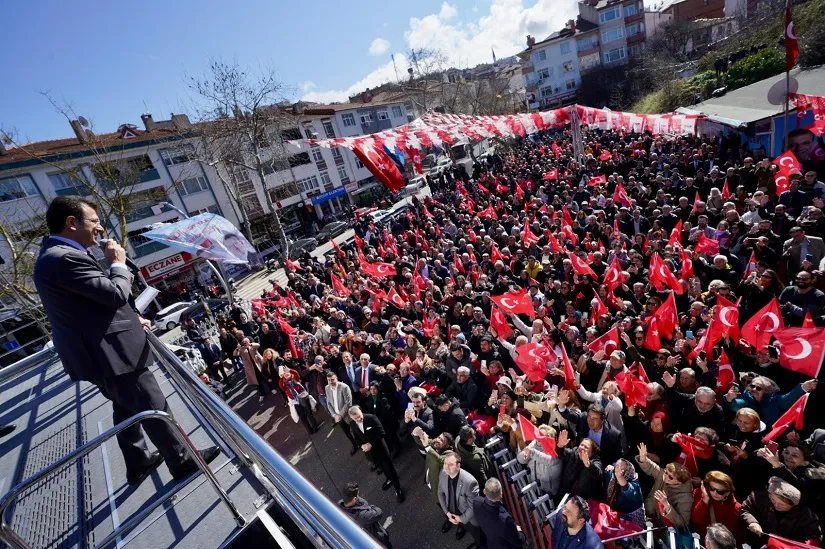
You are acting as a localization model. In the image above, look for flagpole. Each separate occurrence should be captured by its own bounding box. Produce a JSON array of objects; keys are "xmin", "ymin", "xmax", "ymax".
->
[{"xmin": 785, "ymin": 67, "xmax": 790, "ymax": 151}]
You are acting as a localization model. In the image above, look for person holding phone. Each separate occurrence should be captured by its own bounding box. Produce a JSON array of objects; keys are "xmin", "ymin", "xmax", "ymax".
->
[
  {"xmin": 782, "ymin": 227, "xmax": 825, "ymax": 280},
  {"xmin": 690, "ymin": 471, "xmax": 745, "ymax": 543}
]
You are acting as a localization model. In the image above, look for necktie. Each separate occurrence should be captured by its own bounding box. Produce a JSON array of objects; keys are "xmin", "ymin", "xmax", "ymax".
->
[
  {"xmin": 348, "ymin": 365, "xmax": 355, "ymax": 383},
  {"xmin": 362, "ymin": 367, "xmax": 367, "ymax": 387}
]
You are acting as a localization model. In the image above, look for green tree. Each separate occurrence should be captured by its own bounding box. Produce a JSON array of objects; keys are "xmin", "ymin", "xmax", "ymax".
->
[{"xmin": 725, "ymin": 48, "xmax": 784, "ymax": 90}]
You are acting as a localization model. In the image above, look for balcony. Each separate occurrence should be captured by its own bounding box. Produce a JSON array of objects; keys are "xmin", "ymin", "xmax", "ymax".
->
[
  {"xmin": 579, "ymin": 63, "xmax": 601, "ymax": 74},
  {"xmin": 521, "ymin": 62, "xmax": 535, "ymax": 74},
  {"xmin": 334, "ymin": 155, "xmax": 345, "ymax": 166},
  {"xmin": 576, "ymin": 41, "xmax": 600, "ymax": 55},
  {"xmin": 139, "ymin": 168, "xmax": 160, "ymax": 183},
  {"xmin": 624, "ymin": 11, "xmax": 643, "ymax": 23},
  {"xmin": 124, "ymin": 205, "xmax": 158, "ymax": 223},
  {"xmin": 627, "ymin": 32, "xmax": 645, "ymax": 44},
  {"xmin": 526, "ymin": 83, "xmax": 538, "ymax": 93},
  {"xmin": 315, "ymin": 160, "xmax": 327, "ymax": 171}
]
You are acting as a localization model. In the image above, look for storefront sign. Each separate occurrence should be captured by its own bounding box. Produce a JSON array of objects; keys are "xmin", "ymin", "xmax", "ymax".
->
[
  {"xmin": 310, "ymin": 186, "xmax": 347, "ymax": 205},
  {"xmin": 344, "ymin": 183, "xmax": 359, "ymax": 193},
  {"xmin": 141, "ymin": 252, "xmax": 192, "ymax": 279}
]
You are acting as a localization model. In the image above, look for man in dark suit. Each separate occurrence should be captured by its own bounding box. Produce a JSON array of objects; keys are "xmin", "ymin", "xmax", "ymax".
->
[
  {"xmin": 353, "ymin": 353, "xmax": 377, "ymax": 398},
  {"xmin": 473, "ymin": 477, "xmax": 525, "ymax": 549},
  {"xmin": 348, "ymin": 405, "xmax": 404, "ymax": 502},
  {"xmin": 200, "ymin": 337, "xmax": 226, "ymax": 383},
  {"xmin": 33, "ymin": 197, "xmax": 218, "ymax": 485},
  {"xmin": 561, "ymin": 403, "xmax": 625, "ymax": 466}
]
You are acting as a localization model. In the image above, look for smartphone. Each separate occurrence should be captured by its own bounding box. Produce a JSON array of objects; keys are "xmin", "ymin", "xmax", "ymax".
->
[
  {"xmin": 685, "ymin": 330, "xmax": 694, "ymax": 340},
  {"xmin": 806, "ymin": 253, "xmax": 814, "ymax": 263},
  {"xmin": 499, "ymin": 404, "xmax": 506, "ymax": 416},
  {"xmin": 407, "ymin": 402, "xmax": 415, "ymax": 412},
  {"xmin": 481, "ymin": 360, "xmax": 487, "ymax": 368},
  {"xmin": 698, "ymin": 351, "xmax": 707, "ymax": 360},
  {"xmin": 491, "ymin": 389, "xmax": 499, "ymax": 402},
  {"xmin": 765, "ymin": 440, "xmax": 779, "ymax": 454}
]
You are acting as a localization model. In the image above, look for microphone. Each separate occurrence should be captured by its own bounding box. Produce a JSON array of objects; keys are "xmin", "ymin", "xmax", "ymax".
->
[{"xmin": 98, "ymin": 239, "xmax": 140, "ymax": 273}]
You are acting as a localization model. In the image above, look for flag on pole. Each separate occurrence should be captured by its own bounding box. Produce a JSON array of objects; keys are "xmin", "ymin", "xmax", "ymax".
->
[{"xmin": 785, "ymin": 0, "xmax": 799, "ymax": 71}]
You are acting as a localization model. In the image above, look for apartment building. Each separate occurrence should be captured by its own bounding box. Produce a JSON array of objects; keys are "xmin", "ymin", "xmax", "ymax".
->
[
  {"xmin": 518, "ymin": 22, "xmax": 584, "ymax": 110},
  {"xmin": 579, "ymin": 0, "xmax": 648, "ymax": 64},
  {"xmin": 646, "ymin": 0, "xmax": 726, "ymax": 38}
]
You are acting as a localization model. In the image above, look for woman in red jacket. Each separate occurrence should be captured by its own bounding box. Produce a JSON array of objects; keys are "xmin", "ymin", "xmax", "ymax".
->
[
  {"xmin": 690, "ymin": 471, "xmax": 745, "ymax": 543},
  {"xmin": 279, "ymin": 367, "xmax": 319, "ymax": 435}
]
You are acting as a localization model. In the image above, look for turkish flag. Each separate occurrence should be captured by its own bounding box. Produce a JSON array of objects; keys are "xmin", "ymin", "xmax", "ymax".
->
[
  {"xmin": 773, "ymin": 150, "xmax": 802, "ymax": 195},
  {"xmin": 694, "ymin": 233, "xmax": 720, "ymax": 256},
  {"xmin": 359, "ymin": 258, "xmax": 397, "ymax": 278},
  {"xmin": 274, "ymin": 315, "xmax": 296, "ymax": 336},
  {"xmin": 490, "ymin": 306, "xmax": 514, "ymax": 340},
  {"xmin": 560, "ymin": 343, "xmax": 577, "ymax": 389},
  {"xmin": 715, "ymin": 294, "xmax": 741, "ymax": 341},
  {"xmin": 546, "ymin": 230, "xmax": 565, "ymax": 253},
  {"xmin": 612, "ymin": 182, "xmax": 632, "ymax": 207},
  {"xmin": 773, "ymin": 328, "xmax": 825, "ymax": 378},
  {"xmin": 491, "ymin": 243, "xmax": 504, "ymax": 263},
  {"xmin": 552, "ymin": 142, "xmax": 562, "ymax": 158},
  {"xmin": 491, "ymin": 288, "xmax": 535, "ymax": 317},
  {"xmin": 644, "ymin": 317, "xmax": 661, "ymax": 351},
  {"xmin": 422, "ymin": 311, "xmax": 438, "ymax": 337},
  {"xmin": 652, "ymin": 291, "xmax": 679, "ymax": 338},
  {"xmin": 599, "ymin": 150, "xmax": 612, "ymax": 161},
  {"xmin": 250, "ymin": 299, "xmax": 266, "ymax": 318},
  {"xmin": 741, "ymin": 297, "xmax": 785, "ymax": 350},
  {"xmin": 591, "ymin": 295, "xmax": 609, "ymax": 325},
  {"xmin": 688, "ymin": 316, "xmax": 722, "ymax": 362},
  {"xmin": 518, "ymin": 414, "xmax": 558, "ymax": 457},
  {"xmin": 588, "ymin": 174, "xmax": 606, "ymax": 186},
  {"xmin": 522, "ymin": 222, "xmax": 540, "ymax": 245},
  {"xmin": 454, "ymin": 253, "xmax": 466, "ymax": 274},
  {"xmin": 721, "ymin": 179, "xmax": 731, "ymax": 200},
  {"xmin": 285, "ymin": 259, "xmax": 301, "ymax": 271},
  {"xmin": 674, "ymin": 433, "xmax": 714, "ymax": 477},
  {"xmin": 681, "ymin": 249, "xmax": 695, "ymax": 279},
  {"xmin": 742, "ymin": 251, "xmax": 757, "ymax": 281},
  {"xmin": 649, "ymin": 253, "xmax": 684, "ymax": 294},
  {"xmin": 353, "ymin": 234, "xmax": 364, "ymax": 249},
  {"xmin": 478, "ymin": 204, "xmax": 498, "ymax": 219},
  {"xmin": 331, "ymin": 272, "xmax": 350, "ymax": 297},
  {"xmin": 762, "ymin": 393, "xmax": 808, "ymax": 443},
  {"xmin": 569, "ymin": 252, "xmax": 597, "ymax": 278},
  {"xmin": 561, "ymin": 207, "xmax": 574, "ymax": 226},
  {"xmin": 615, "ymin": 369, "xmax": 650, "ymax": 408},
  {"xmin": 516, "ymin": 343, "xmax": 554, "ymax": 382},
  {"xmin": 717, "ymin": 350, "xmax": 736, "ymax": 392},
  {"xmin": 668, "ymin": 220, "xmax": 683, "ymax": 249},
  {"xmin": 587, "ymin": 326, "xmax": 620, "ymax": 355},
  {"xmin": 602, "ymin": 255, "xmax": 623, "ymax": 290},
  {"xmin": 543, "ymin": 169, "xmax": 559, "ymax": 181},
  {"xmin": 386, "ymin": 287, "xmax": 406, "ymax": 308},
  {"xmin": 352, "ymin": 141, "xmax": 405, "ymax": 193},
  {"xmin": 785, "ymin": 0, "xmax": 799, "ymax": 71},
  {"xmin": 588, "ymin": 500, "xmax": 643, "ymax": 539},
  {"xmin": 803, "ymin": 311, "xmax": 815, "ymax": 328},
  {"xmin": 496, "ymin": 182, "xmax": 510, "ymax": 194},
  {"xmin": 768, "ymin": 534, "xmax": 818, "ymax": 549},
  {"xmin": 515, "ymin": 184, "xmax": 524, "ymax": 201}
]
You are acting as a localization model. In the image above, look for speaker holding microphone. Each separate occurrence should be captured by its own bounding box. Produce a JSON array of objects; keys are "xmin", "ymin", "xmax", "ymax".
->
[{"xmin": 97, "ymin": 239, "xmax": 140, "ymax": 273}]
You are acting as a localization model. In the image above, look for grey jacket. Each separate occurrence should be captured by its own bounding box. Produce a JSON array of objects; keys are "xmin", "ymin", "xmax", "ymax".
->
[
  {"xmin": 325, "ymin": 382, "xmax": 353, "ymax": 423},
  {"xmin": 636, "ymin": 457, "xmax": 693, "ymax": 528},
  {"xmin": 438, "ymin": 468, "xmax": 479, "ymax": 526},
  {"xmin": 33, "ymin": 239, "xmax": 149, "ymax": 382},
  {"xmin": 517, "ymin": 441, "xmax": 563, "ymax": 496}
]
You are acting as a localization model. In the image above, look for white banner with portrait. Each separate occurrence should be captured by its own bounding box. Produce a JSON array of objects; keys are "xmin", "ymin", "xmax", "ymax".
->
[{"xmin": 142, "ymin": 213, "xmax": 259, "ymax": 265}]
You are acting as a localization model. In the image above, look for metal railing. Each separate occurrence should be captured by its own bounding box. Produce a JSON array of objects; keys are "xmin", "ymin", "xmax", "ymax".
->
[
  {"xmin": 0, "ymin": 410, "xmax": 245, "ymax": 549},
  {"xmin": 0, "ymin": 335, "xmax": 383, "ymax": 549}
]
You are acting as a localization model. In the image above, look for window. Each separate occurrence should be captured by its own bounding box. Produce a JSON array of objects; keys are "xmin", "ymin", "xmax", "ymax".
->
[
  {"xmin": 228, "ymin": 165, "xmax": 251, "ymax": 185},
  {"xmin": 49, "ymin": 172, "xmax": 87, "ymax": 196},
  {"xmin": 563, "ymin": 61, "xmax": 574, "ymax": 72},
  {"xmin": 355, "ymin": 157, "xmax": 365, "ymax": 169},
  {"xmin": 537, "ymin": 68, "xmax": 550, "ymax": 80},
  {"xmin": 159, "ymin": 144, "xmax": 196, "ymax": 166},
  {"xmin": 566, "ymin": 79, "xmax": 576, "ymax": 90},
  {"xmin": 377, "ymin": 110, "xmax": 389, "ymax": 121},
  {"xmin": 320, "ymin": 171, "xmax": 332, "ymax": 188},
  {"xmin": 178, "ymin": 176, "xmax": 209, "ymax": 196},
  {"xmin": 599, "ymin": 6, "xmax": 621, "ymax": 23},
  {"xmin": 298, "ymin": 175, "xmax": 320, "ymax": 193},
  {"xmin": 129, "ymin": 225, "xmax": 172, "ymax": 258},
  {"xmin": 577, "ymin": 37, "xmax": 597, "ymax": 52},
  {"xmin": 602, "ymin": 27, "xmax": 624, "ymax": 43},
  {"xmin": 310, "ymin": 147, "xmax": 324, "ymax": 163},
  {"xmin": 360, "ymin": 112, "xmax": 374, "ymax": 125},
  {"xmin": 337, "ymin": 166, "xmax": 349, "ymax": 181},
  {"xmin": 534, "ymin": 50, "xmax": 546, "ymax": 62},
  {"xmin": 628, "ymin": 44, "xmax": 643, "ymax": 57},
  {"xmin": 626, "ymin": 22, "xmax": 642, "ymax": 36},
  {"xmin": 241, "ymin": 195, "xmax": 264, "ymax": 216},
  {"xmin": 391, "ymin": 106, "xmax": 403, "ymax": 118},
  {"xmin": 288, "ymin": 152, "xmax": 311, "ymax": 167},
  {"xmin": 560, "ymin": 42, "xmax": 571, "ymax": 54},
  {"xmin": 0, "ymin": 174, "xmax": 39, "ymax": 202},
  {"xmin": 624, "ymin": 3, "xmax": 637, "ymax": 16},
  {"xmin": 303, "ymin": 124, "xmax": 318, "ymax": 139},
  {"xmin": 268, "ymin": 182, "xmax": 300, "ymax": 202},
  {"xmin": 540, "ymin": 86, "xmax": 555, "ymax": 98},
  {"xmin": 322, "ymin": 120, "xmax": 335, "ymax": 138},
  {"xmin": 191, "ymin": 205, "xmax": 220, "ymax": 216},
  {"xmin": 604, "ymin": 46, "xmax": 626, "ymax": 63},
  {"xmin": 331, "ymin": 148, "xmax": 343, "ymax": 160},
  {"xmin": 342, "ymin": 113, "xmax": 356, "ymax": 127},
  {"xmin": 280, "ymin": 128, "xmax": 302, "ymax": 141}
]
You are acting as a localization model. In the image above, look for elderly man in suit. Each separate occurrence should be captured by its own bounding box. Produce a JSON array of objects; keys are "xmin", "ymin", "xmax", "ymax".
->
[
  {"xmin": 784, "ymin": 226, "xmax": 825, "ymax": 279},
  {"xmin": 33, "ymin": 197, "xmax": 218, "ymax": 486},
  {"xmin": 473, "ymin": 478, "xmax": 525, "ymax": 549},
  {"xmin": 325, "ymin": 371, "xmax": 357, "ymax": 455},
  {"xmin": 348, "ymin": 405, "xmax": 404, "ymax": 503},
  {"xmin": 438, "ymin": 451, "xmax": 482, "ymax": 549},
  {"xmin": 353, "ymin": 353, "xmax": 377, "ymax": 397}
]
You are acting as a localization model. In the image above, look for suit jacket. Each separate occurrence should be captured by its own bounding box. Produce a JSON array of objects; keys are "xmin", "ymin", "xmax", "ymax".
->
[
  {"xmin": 563, "ymin": 408, "xmax": 626, "ymax": 466},
  {"xmin": 325, "ymin": 382, "xmax": 353, "ymax": 422},
  {"xmin": 338, "ymin": 362, "xmax": 359, "ymax": 392},
  {"xmin": 33, "ymin": 238, "xmax": 149, "ymax": 382},
  {"xmin": 473, "ymin": 496, "xmax": 526, "ymax": 549},
  {"xmin": 353, "ymin": 364, "xmax": 377, "ymax": 393},
  {"xmin": 350, "ymin": 413, "xmax": 390, "ymax": 457},
  {"xmin": 437, "ymin": 469, "xmax": 479, "ymax": 526},
  {"xmin": 783, "ymin": 235, "xmax": 825, "ymax": 277},
  {"xmin": 200, "ymin": 343, "xmax": 221, "ymax": 366}
]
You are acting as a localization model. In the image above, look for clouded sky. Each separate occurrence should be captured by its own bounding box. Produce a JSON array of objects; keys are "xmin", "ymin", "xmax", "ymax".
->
[{"xmin": 0, "ymin": 0, "xmax": 577, "ymax": 142}]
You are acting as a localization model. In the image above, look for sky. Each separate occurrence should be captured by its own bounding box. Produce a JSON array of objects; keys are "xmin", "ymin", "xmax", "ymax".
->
[{"xmin": 0, "ymin": 0, "xmax": 577, "ymax": 143}]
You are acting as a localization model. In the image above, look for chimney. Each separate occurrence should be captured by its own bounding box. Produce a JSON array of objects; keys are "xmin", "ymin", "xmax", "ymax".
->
[
  {"xmin": 527, "ymin": 34, "xmax": 536, "ymax": 48},
  {"xmin": 70, "ymin": 120, "xmax": 88, "ymax": 144},
  {"xmin": 568, "ymin": 19, "xmax": 576, "ymax": 32},
  {"xmin": 140, "ymin": 113, "xmax": 155, "ymax": 131},
  {"xmin": 171, "ymin": 114, "xmax": 191, "ymax": 130}
]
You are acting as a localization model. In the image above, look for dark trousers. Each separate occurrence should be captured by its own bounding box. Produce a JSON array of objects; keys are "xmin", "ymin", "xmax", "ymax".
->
[
  {"xmin": 96, "ymin": 368, "xmax": 193, "ymax": 477},
  {"xmin": 337, "ymin": 418, "xmax": 357, "ymax": 447},
  {"xmin": 206, "ymin": 362, "xmax": 227, "ymax": 382},
  {"xmin": 369, "ymin": 446, "xmax": 400, "ymax": 490},
  {"xmin": 253, "ymin": 367, "xmax": 271, "ymax": 396},
  {"xmin": 463, "ymin": 523, "xmax": 483, "ymax": 548},
  {"xmin": 294, "ymin": 396, "xmax": 318, "ymax": 435}
]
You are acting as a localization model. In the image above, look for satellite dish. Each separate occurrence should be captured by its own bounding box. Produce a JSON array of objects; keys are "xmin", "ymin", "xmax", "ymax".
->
[
  {"xmin": 767, "ymin": 77, "xmax": 799, "ymax": 105},
  {"xmin": 78, "ymin": 116, "xmax": 89, "ymax": 128}
]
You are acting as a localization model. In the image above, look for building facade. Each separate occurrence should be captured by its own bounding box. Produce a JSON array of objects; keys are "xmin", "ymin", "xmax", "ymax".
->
[{"xmin": 519, "ymin": 23, "xmax": 583, "ymax": 110}]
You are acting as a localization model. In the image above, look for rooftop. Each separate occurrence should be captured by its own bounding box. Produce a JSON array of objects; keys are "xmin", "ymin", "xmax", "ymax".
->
[
  {"xmin": 517, "ymin": 17, "xmax": 599, "ymax": 58},
  {"xmin": 677, "ymin": 66, "xmax": 825, "ymax": 126}
]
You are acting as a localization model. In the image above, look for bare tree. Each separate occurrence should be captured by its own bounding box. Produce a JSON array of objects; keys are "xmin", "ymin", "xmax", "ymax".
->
[
  {"xmin": 186, "ymin": 60, "xmax": 293, "ymax": 255},
  {"xmin": 403, "ymin": 48, "xmax": 451, "ymax": 115}
]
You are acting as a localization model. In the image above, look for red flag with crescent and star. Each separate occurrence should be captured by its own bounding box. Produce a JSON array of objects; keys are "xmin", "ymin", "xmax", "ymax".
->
[
  {"xmin": 651, "ymin": 291, "xmax": 679, "ymax": 338},
  {"xmin": 668, "ymin": 220, "xmax": 683, "ymax": 249},
  {"xmin": 518, "ymin": 414, "xmax": 558, "ymax": 457},
  {"xmin": 587, "ymin": 326, "xmax": 620, "ymax": 355},
  {"xmin": 560, "ymin": 343, "xmax": 577, "ymax": 389},
  {"xmin": 649, "ymin": 253, "xmax": 684, "ymax": 295},
  {"xmin": 773, "ymin": 327, "xmax": 825, "ymax": 378},
  {"xmin": 602, "ymin": 255, "xmax": 623, "ymax": 290},
  {"xmin": 762, "ymin": 393, "xmax": 808, "ymax": 443},
  {"xmin": 352, "ymin": 141, "xmax": 405, "ymax": 193},
  {"xmin": 681, "ymin": 248, "xmax": 695, "ymax": 279},
  {"xmin": 515, "ymin": 342, "xmax": 555, "ymax": 381},
  {"xmin": 741, "ymin": 297, "xmax": 785, "ymax": 350},
  {"xmin": 785, "ymin": 0, "xmax": 799, "ymax": 71},
  {"xmin": 490, "ymin": 306, "xmax": 514, "ymax": 340},
  {"xmin": 773, "ymin": 150, "xmax": 802, "ymax": 195},
  {"xmin": 694, "ymin": 233, "xmax": 720, "ymax": 256},
  {"xmin": 491, "ymin": 289, "xmax": 535, "ymax": 317},
  {"xmin": 569, "ymin": 252, "xmax": 598, "ymax": 279},
  {"xmin": 615, "ymin": 367, "xmax": 651, "ymax": 408},
  {"xmin": 612, "ymin": 182, "xmax": 633, "ymax": 207},
  {"xmin": 359, "ymin": 259, "xmax": 397, "ymax": 278},
  {"xmin": 588, "ymin": 175, "xmax": 606, "ymax": 187},
  {"xmin": 715, "ymin": 294, "xmax": 741, "ymax": 341}
]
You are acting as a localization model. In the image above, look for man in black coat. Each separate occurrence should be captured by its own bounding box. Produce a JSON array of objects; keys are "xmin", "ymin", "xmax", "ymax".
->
[
  {"xmin": 434, "ymin": 394, "xmax": 468, "ymax": 438},
  {"xmin": 663, "ymin": 374, "xmax": 726, "ymax": 435},
  {"xmin": 348, "ymin": 406, "xmax": 405, "ymax": 502},
  {"xmin": 473, "ymin": 477, "xmax": 525, "ymax": 549},
  {"xmin": 200, "ymin": 337, "xmax": 226, "ymax": 383},
  {"xmin": 561, "ymin": 403, "xmax": 625, "ymax": 466},
  {"xmin": 33, "ymin": 197, "xmax": 218, "ymax": 486}
]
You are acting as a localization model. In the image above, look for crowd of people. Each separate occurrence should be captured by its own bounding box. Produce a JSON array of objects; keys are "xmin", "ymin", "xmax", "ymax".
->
[{"xmin": 193, "ymin": 122, "xmax": 825, "ymax": 549}]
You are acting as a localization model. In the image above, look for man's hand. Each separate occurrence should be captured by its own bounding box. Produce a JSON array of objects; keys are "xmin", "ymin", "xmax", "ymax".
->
[
  {"xmin": 802, "ymin": 379, "xmax": 818, "ymax": 393},
  {"xmin": 558, "ymin": 430, "xmax": 569, "ymax": 448},
  {"xmin": 100, "ymin": 239, "xmax": 127, "ymax": 264},
  {"xmin": 748, "ymin": 523, "xmax": 763, "ymax": 537},
  {"xmin": 638, "ymin": 442, "xmax": 648, "ymax": 462},
  {"xmin": 334, "ymin": 414, "xmax": 342, "ymax": 423},
  {"xmin": 662, "ymin": 371, "xmax": 676, "ymax": 388},
  {"xmin": 138, "ymin": 316, "xmax": 151, "ymax": 331},
  {"xmin": 361, "ymin": 443, "xmax": 372, "ymax": 452},
  {"xmin": 447, "ymin": 513, "xmax": 461, "ymax": 525}
]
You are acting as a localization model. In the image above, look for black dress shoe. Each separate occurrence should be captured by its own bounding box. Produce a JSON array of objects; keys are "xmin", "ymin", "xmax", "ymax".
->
[
  {"xmin": 349, "ymin": 446, "xmax": 358, "ymax": 456},
  {"xmin": 441, "ymin": 520, "xmax": 453, "ymax": 533},
  {"xmin": 170, "ymin": 446, "xmax": 220, "ymax": 479},
  {"xmin": 127, "ymin": 453, "xmax": 165, "ymax": 485},
  {"xmin": 381, "ymin": 479, "xmax": 393, "ymax": 490},
  {"xmin": 455, "ymin": 525, "xmax": 466, "ymax": 540},
  {"xmin": 395, "ymin": 489, "xmax": 405, "ymax": 503},
  {"xmin": 0, "ymin": 424, "xmax": 15, "ymax": 438}
]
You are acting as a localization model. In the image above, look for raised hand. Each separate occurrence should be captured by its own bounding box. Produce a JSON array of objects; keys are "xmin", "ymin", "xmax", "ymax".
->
[
  {"xmin": 638, "ymin": 442, "xmax": 648, "ymax": 462},
  {"xmin": 558, "ymin": 430, "xmax": 570, "ymax": 448},
  {"xmin": 662, "ymin": 371, "xmax": 676, "ymax": 388}
]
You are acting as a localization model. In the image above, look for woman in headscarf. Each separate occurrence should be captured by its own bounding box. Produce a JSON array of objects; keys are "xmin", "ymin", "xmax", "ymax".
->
[{"xmin": 604, "ymin": 458, "xmax": 645, "ymax": 527}]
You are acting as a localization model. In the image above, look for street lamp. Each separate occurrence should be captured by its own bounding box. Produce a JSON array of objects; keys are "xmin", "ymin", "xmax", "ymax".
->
[{"xmin": 151, "ymin": 202, "xmax": 234, "ymax": 303}]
